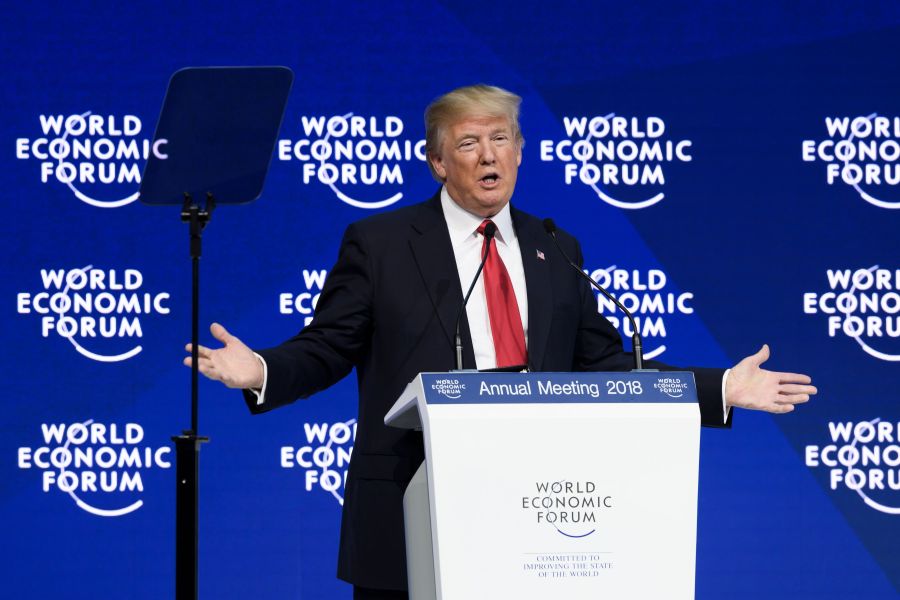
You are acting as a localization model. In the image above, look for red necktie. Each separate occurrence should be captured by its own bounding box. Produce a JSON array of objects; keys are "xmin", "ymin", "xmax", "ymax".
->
[{"xmin": 477, "ymin": 219, "xmax": 527, "ymax": 367}]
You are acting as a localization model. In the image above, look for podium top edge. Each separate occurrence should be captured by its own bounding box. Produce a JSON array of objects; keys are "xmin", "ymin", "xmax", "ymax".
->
[{"xmin": 415, "ymin": 371, "xmax": 698, "ymax": 405}]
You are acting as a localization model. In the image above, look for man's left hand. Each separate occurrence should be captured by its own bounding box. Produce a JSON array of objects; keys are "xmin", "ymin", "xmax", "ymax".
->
[{"xmin": 725, "ymin": 344, "xmax": 816, "ymax": 414}]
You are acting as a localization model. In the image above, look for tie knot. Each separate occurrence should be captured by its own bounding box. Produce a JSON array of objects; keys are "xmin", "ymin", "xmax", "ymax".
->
[{"xmin": 477, "ymin": 219, "xmax": 495, "ymax": 237}]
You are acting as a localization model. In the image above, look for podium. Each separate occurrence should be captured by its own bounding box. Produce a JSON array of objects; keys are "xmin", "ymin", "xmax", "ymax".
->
[{"xmin": 385, "ymin": 371, "xmax": 701, "ymax": 600}]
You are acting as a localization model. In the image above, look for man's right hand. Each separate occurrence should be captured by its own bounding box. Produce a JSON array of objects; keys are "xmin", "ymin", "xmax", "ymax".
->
[{"xmin": 184, "ymin": 323, "xmax": 264, "ymax": 389}]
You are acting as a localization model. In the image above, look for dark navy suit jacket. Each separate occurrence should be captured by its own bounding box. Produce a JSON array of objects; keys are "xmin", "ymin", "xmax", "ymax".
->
[{"xmin": 245, "ymin": 192, "xmax": 730, "ymax": 590}]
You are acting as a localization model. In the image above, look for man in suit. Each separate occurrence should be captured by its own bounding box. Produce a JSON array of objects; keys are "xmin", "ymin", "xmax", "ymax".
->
[{"xmin": 186, "ymin": 85, "xmax": 816, "ymax": 600}]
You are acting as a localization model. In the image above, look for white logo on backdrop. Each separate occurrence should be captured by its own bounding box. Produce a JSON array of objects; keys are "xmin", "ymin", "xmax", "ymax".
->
[
  {"xmin": 15, "ymin": 112, "xmax": 167, "ymax": 208},
  {"xmin": 16, "ymin": 265, "xmax": 171, "ymax": 362},
  {"xmin": 805, "ymin": 419, "xmax": 900, "ymax": 515},
  {"xmin": 801, "ymin": 114, "xmax": 900, "ymax": 209},
  {"xmin": 803, "ymin": 266, "xmax": 900, "ymax": 362},
  {"xmin": 588, "ymin": 266, "xmax": 695, "ymax": 360},
  {"xmin": 280, "ymin": 419, "xmax": 356, "ymax": 506},
  {"xmin": 278, "ymin": 113, "xmax": 426, "ymax": 209},
  {"xmin": 17, "ymin": 420, "xmax": 171, "ymax": 517},
  {"xmin": 279, "ymin": 268, "xmax": 327, "ymax": 326},
  {"xmin": 540, "ymin": 113, "xmax": 692, "ymax": 209}
]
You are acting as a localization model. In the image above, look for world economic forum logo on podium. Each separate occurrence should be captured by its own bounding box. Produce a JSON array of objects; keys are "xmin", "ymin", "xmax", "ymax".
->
[
  {"xmin": 521, "ymin": 480, "xmax": 613, "ymax": 538},
  {"xmin": 431, "ymin": 378, "xmax": 466, "ymax": 399},
  {"xmin": 653, "ymin": 377, "xmax": 689, "ymax": 398}
]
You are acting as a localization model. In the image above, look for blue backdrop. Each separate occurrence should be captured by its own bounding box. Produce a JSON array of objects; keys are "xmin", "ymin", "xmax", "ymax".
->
[{"xmin": 3, "ymin": 2, "xmax": 899, "ymax": 598}]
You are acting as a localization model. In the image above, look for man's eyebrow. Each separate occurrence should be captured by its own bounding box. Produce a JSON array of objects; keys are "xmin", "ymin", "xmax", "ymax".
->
[
  {"xmin": 454, "ymin": 128, "xmax": 511, "ymax": 142},
  {"xmin": 453, "ymin": 132, "xmax": 479, "ymax": 144}
]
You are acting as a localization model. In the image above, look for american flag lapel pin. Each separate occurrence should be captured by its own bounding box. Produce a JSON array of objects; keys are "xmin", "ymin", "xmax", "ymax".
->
[{"xmin": 536, "ymin": 249, "xmax": 545, "ymax": 261}]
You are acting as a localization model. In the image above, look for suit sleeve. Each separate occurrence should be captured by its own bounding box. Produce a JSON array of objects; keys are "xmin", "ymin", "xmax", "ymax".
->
[
  {"xmin": 568, "ymin": 237, "xmax": 731, "ymax": 428},
  {"xmin": 242, "ymin": 223, "xmax": 374, "ymax": 413}
]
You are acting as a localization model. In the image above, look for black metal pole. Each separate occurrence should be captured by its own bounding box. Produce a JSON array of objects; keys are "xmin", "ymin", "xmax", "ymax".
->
[
  {"xmin": 174, "ymin": 194, "xmax": 212, "ymax": 600},
  {"xmin": 190, "ymin": 204, "xmax": 201, "ymax": 434},
  {"xmin": 172, "ymin": 433, "xmax": 202, "ymax": 599}
]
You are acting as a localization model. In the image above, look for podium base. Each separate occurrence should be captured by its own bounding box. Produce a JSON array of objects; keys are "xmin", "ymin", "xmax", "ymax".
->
[{"xmin": 403, "ymin": 463, "xmax": 436, "ymax": 600}]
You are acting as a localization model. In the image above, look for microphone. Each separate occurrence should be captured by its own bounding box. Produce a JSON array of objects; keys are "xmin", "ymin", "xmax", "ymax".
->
[
  {"xmin": 453, "ymin": 221, "xmax": 497, "ymax": 371},
  {"xmin": 542, "ymin": 218, "xmax": 646, "ymax": 371}
]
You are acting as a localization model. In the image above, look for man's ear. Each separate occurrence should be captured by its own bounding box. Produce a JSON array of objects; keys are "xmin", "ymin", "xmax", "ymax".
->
[{"xmin": 429, "ymin": 153, "xmax": 447, "ymax": 180}]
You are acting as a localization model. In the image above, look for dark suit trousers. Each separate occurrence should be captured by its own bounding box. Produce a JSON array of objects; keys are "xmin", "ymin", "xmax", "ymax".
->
[{"xmin": 353, "ymin": 586, "xmax": 408, "ymax": 600}]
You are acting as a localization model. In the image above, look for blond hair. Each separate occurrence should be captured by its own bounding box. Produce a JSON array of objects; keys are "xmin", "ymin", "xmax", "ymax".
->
[{"xmin": 424, "ymin": 84, "xmax": 523, "ymax": 180}]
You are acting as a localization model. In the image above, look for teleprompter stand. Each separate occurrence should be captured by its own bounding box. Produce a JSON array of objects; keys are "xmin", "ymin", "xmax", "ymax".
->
[
  {"xmin": 139, "ymin": 67, "xmax": 293, "ymax": 600},
  {"xmin": 171, "ymin": 192, "xmax": 213, "ymax": 600}
]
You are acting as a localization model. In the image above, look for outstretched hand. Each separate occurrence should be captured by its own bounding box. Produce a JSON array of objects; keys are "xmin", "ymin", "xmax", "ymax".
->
[
  {"xmin": 725, "ymin": 345, "xmax": 816, "ymax": 414},
  {"xmin": 183, "ymin": 323, "xmax": 264, "ymax": 389}
]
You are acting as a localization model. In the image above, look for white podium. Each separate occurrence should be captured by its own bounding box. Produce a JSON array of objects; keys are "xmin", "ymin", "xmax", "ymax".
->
[{"xmin": 385, "ymin": 371, "xmax": 701, "ymax": 600}]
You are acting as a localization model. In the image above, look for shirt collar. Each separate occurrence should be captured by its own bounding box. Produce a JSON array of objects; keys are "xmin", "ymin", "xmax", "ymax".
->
[{"xmin": 440, "ymin": 186, "xmax": 516, "ymax": 247}]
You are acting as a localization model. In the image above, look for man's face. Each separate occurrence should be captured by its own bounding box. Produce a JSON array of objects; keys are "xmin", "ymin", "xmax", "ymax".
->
[{"xmin": 430, "ymin": 114, "xmax": 522, "ymax": 217}]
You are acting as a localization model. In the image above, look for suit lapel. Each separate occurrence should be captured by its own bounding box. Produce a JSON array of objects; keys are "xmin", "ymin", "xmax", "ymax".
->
[
  {"xmin": 512, "ymin": 207, "xmax": 553, "ymax": 371},
  {"xmin": 408, "ymin": 193, "xmax": 475, "ymax": 368}
]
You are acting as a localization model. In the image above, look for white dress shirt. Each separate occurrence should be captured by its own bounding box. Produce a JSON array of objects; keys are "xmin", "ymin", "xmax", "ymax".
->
[{"xmin": 440, "ymin": 187, "xmax": 528, "ymax": 370}]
